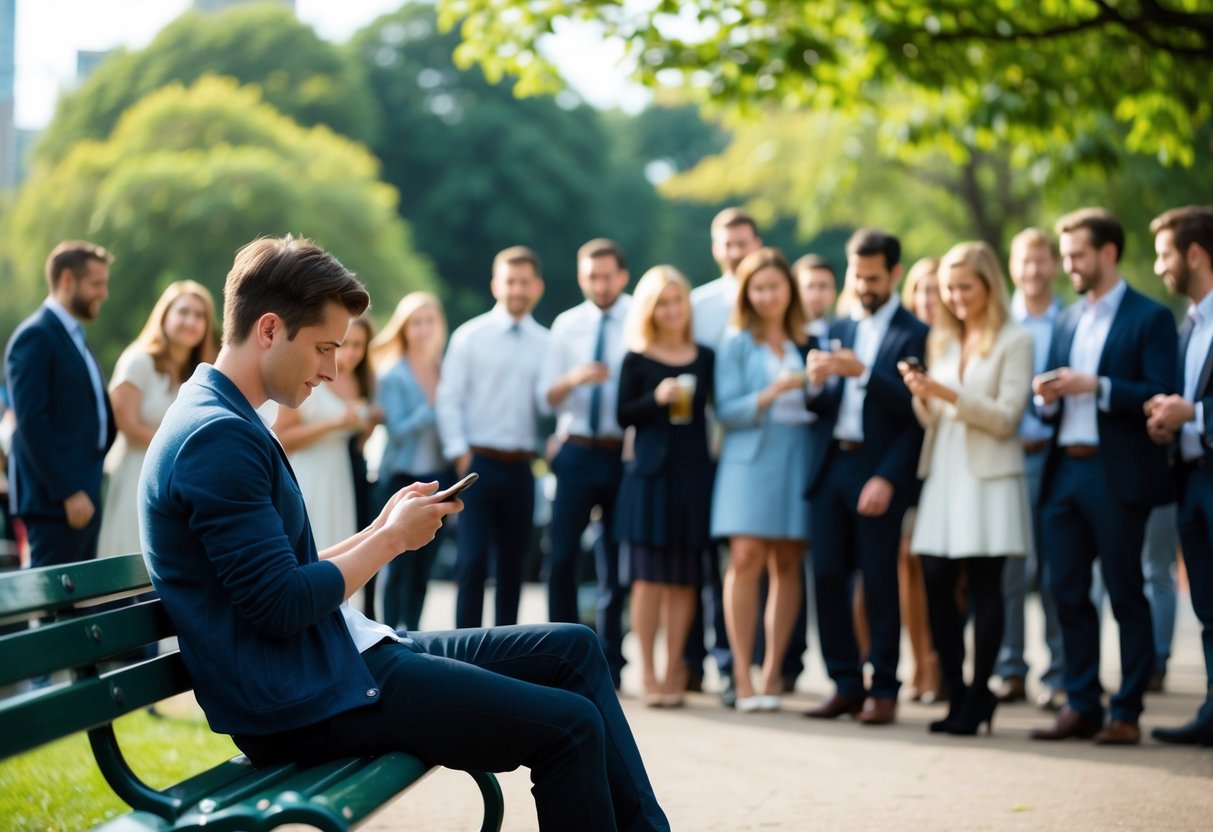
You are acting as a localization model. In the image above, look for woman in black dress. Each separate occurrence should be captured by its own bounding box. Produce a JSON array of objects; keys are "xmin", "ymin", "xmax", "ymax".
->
[{"xmin": 615, "ymin": 265, "xmax": 715, "ymax": 706}]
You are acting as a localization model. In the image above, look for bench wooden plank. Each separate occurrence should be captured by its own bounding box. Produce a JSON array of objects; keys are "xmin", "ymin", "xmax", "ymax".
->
[{"xmin": 0, "ymin": 554, "xmax": 150, "ymax": 624}]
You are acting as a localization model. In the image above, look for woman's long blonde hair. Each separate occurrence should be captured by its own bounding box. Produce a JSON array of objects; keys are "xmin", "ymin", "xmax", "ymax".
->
[
  {"xmin": 133, "ymin": 280, "xmax": 218, "ymax": 383},
  {"xmin": 928, "ymin": 241, "xmax": 1010, "ymax": 365},
  {"xmin": 625, "ymin": 265, "xmax": 694, "ymax": 353},
  {"xmin": 369, "ymin": 291, "xmax": 447, "ymax": 371}
]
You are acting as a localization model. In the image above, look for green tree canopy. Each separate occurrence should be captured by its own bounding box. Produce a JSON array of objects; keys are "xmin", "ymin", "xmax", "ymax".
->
[
  {"xmin": 33, "ymin": 4, "xmax": 379, "ymax": 167},
  {"xmin": 440, "ymin": 0, "xmax": 1213, "ymax": 167},
  {"xmin": 3, "ymin": 76, "xmax": 432, "ymax": 370}
]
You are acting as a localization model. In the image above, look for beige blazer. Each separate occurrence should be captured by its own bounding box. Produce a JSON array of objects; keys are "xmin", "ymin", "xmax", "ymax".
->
[{"xmin": 914, "ymin": 323, "xmax": 1033, "ymax": 481}]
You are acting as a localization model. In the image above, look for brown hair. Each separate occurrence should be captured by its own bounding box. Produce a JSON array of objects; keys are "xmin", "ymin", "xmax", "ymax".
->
[
  {"xmin": 577, "ymin": 238, "xmax": 627, "ymax": 271},
  {"xmin": 45, "ymin": 240, "xmax": 113, "ymax": 290},
  {"xmin": 710, "ymin": 207, "xmax": 758, "ymax": 236},
  {"xmin": 133, "ymin": 280, "xmax": 219, "ymax": 383},
  {"xmin": 1150, "ymin": 206, "xmax": 1213, "ymax": 262},
  {"xmin": 731, "ymin": 247, "xmax": 806, "ymax": 344},
  {"xmin": 492, "ymin": 245, "xmax": 542, "ymax": 278},
  {"xmin": 369, "ymin": 291, "xmax": 447, "ymax": 370},
  {"xmin": 625, "ymin": 265, "xmax": 694, "ymax": 353},
  {"xmin": 345, "ymin": 315, "xmax": 376, "ymax": 399},
  {"xmin": 793, "ymin": 254, "xmax": 835, "ymax": 280},
  {"xmin": 1056, "ymin": 208, "xmax": 1125, "ymax": 262},
  {"xmin": 222, "ymin": 236, "xmax": 369, "ymax": 346},
  {"xmin": 929, "ymin": 241, "xmax": 1010, "ymax": 364},
  {"xmin": 1009, "ymin": 227, "xmax": 1058, "ymax": 262}
]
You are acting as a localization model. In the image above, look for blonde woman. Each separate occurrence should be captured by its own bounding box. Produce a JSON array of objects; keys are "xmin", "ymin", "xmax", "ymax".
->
[
  {"xmin": 712, "ymin": 248, "xmax": 812, "ymax": 712},
  {"xmin": 900, "ymin": 241, "xmax": 1033, "ymax": 735},
  {"xmin": 98, "ymin": 281, "xmax": 218, "ymax": 557},
  {"xmin": 369, "ymin": 292, "xmax": 452, "ymax": 631},
  {"xmin": 615, "ymin": 266, "xmax": 714, "ymax": 706}
]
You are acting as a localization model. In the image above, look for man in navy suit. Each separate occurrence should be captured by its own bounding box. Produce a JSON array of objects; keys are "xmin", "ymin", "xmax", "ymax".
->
[
  {"xmin": 803, "ymin": 228, "xmax": 928, "ymax": 725},
  {"xmin": 5, "ymin": 241, "xmax": 116, "ymax": 567},
  {"xmin": 1030, "ymin": 208, "xmax": 1177, "ymax": 746},
  {"xmin": 1144, "ymin": 205, "xmax": 1213, "ymax": 745}
]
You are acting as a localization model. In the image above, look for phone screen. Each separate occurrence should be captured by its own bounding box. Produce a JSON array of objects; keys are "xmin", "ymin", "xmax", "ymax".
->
[{"xmin": 436, "ymin": 472, "xmax": 479, "ymax": 502}]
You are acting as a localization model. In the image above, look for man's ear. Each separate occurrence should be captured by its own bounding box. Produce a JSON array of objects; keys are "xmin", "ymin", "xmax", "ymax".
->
[{"xmin": 255, "ymin": 313, "xmax": 281, "ymax": 347}]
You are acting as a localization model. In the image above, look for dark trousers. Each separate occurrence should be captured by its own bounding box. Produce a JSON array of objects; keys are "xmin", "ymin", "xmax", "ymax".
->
[
  {"xmin": 23, "ymin": 512, "xmax": 101, "ymax": 567},
  {"xmin": 683, "ymin": 540, "xmax": 733, "ymax": 677},
  {"xmin": 810, "ymin": 454, "xmax": 904, "ymax": 700},
  {"xmin": 1041, "ymin": 454, "xmax": 1154, "ymax": 723},
  {"xmin": 547, "ymin": 442, "xmax": 626, "ymax": 685},
  {"xmin": 455, "ymin": 454, "xmax": 534, "ymax": 629},
  {"xmin": 1176, "ymin": 461, "xmax": 1213, "ymax": 690},
  {"xmin": 379, "ymin": 470, "xmax": 454, "ymax": 632},
  {"xmin": 921, "ymin": 555, "xmax": 1006, "ymax": 695},
  {"xmin": 232, "ymin": 624, "xmax": 669, "ymax": 832}
]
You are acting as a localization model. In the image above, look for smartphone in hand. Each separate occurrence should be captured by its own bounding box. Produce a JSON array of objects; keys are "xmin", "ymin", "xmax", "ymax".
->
[
  {"xmin": 434, "ymin": 472, "xmax": 479, "ymax": 502},
  {"xmin": 1036, "ymin": 369, "xmax": 1063, "ymax": 385},
  {"xmin": 902, "ymin": 356, "xmax": 923, "ymax": 372}
]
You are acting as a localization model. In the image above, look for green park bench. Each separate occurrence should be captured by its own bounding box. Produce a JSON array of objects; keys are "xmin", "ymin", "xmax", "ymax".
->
[{"xmin": 0, "ymin": 553, "xmax": 505, "ymax": 831}]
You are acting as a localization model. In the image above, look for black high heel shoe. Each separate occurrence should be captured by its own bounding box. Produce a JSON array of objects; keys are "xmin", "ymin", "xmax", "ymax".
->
[
  {"xmin": 947, "ymin": 687, "xmax": 997, "ymax": 736},
  {"xmin": 928, "ymin": 682, "xmax": 967, "ymax": 734}
]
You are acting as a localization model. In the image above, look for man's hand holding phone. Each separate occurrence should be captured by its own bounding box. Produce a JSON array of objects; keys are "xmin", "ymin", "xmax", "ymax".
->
[
  {"xmin": 1032, "ymin": 367, "xmax": 1096, "ymax": 404},
  {"xmin": 380, "ymin": 475, "xmax": 476, "ymax": 552}
]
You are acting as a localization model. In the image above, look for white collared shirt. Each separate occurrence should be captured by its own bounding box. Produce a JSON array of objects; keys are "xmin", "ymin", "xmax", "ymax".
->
[
  {"xmin": 538, "ymin": 295, "xmax": 631, "ymax": 439},
  {"xmin": 436, "ymin": 304, "xmax": 550, "ymax": 459},
  {"xmin": 691, "ymin": 273, "xmax": 739, "ymax": 349},
  {"xmin": 1056, "ymin": 279, "xmax": 1126, "ymax": 446},
  {"xmin": 44, "ymin": 297, "xmax": 108, "ymax": 451},
  {"xmin": 834, "ymin": 294, "xmax": 900, "ymax": 442},
  {"xmin": 1181, "ymin": 290, "xmax": 1213, "ymax": 461}
]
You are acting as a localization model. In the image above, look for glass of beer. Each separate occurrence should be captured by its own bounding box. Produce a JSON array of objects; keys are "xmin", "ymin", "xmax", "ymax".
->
[{"xmin": 670, "ymin": 374, "xmax": 696, "ymax": 424}]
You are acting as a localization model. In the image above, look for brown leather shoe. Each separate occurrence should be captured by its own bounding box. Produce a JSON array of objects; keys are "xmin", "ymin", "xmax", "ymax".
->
[
  {"xmin": 995, "ymin": 675, "xmax": 1027, "ymax": 703},
  {"xmin": 1094, "ymin": 720, "xmax": 1141, "ymax": 745},
  {"xmin": 1030, "ymin": 706, "xmax": 1102, "ymax": 741},
  {"xmin": 856, "ymin": 696, "xmax": 896, "ymax": 725},
  {"xmin": 803, "ymin": 693, "xmax": 864, "ymax": 720}
]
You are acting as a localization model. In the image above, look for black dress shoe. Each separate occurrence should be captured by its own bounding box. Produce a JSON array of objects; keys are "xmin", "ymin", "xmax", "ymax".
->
[
  {"xmin": 803, "ymin": 692, "xmax": 864, "ymax": 719},
  {"xmin": 1152, "ymin": 702, "xmax": 1213, "ymax": 746},
  {"xmin": 1030, "ymin": 705, "xmax": 1103, "ymax": 741},
  {"xmin": 685, "ymin": 671, "xmax": 704, "ymax": 694}
]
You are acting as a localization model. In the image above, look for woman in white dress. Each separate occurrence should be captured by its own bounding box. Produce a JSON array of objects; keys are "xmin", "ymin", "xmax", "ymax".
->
[
  {"xmin": 900, "ymin": 241, "xmax": 1033, "ymax": 736},
  {"xmin": 274, "ymin": 346, "xmax": 375, "ymax": 551},
  {"xmin": 98, "ymin": 281, "xmax": 218, "ymax": 557}
]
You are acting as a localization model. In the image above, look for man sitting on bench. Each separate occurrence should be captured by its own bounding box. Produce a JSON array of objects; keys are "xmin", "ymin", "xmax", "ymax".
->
[{"xmin": 140, "ymin": 235, "xmax": 670, "ymax": 832}]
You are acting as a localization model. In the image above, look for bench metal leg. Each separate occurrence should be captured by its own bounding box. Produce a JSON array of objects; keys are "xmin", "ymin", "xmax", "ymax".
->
[{"xmin": 467, "ymin": 771, "xmax": 504, "ymax": 832}]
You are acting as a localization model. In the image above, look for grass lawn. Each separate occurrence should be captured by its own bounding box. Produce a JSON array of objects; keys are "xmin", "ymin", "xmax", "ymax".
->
[{"xmin": 0, "ymin": 699, "xmax": 238, "ymax": 831}]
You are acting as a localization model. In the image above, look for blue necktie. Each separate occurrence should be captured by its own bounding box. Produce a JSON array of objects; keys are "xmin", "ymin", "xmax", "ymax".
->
[{"xmin": 588, "ymin": 312, "xmax": 607, "ymax": 435}]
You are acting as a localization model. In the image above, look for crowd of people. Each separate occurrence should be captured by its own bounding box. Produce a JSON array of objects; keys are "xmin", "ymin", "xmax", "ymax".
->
[{"xmin": 5, "ymin": 202, "xmax": 1213, "ymax": 761}]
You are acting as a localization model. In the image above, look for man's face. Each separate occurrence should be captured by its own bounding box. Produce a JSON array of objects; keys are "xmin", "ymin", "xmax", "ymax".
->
[
  {"xmin": 848, "ymin": 253, "xmax": 899, "ymax": 314},
  {"xmin": 492, "ymin": 261, "xmax": 543, "ymax": 318},
  {"xmin": 1009, "ymin": 242, "xmax": 1058, "ymax": 302},
  {"xmin": 263, "ymin": 300, "xmax": 350, "ymax": 409},
  {"xmin": 1059, "ymin": 228, "xmax": 1111, "ymax": 295},
  {"xmin": 1154, "ymin": 228, "xmax": 1191, "ymax": 297},
  {"xmin": 797, "ymin": 266, "xmax": 837, "ymax": 320},
  {"xmin": 64, "ymin": 260, "xmax": 110, "ymax": 322},
  {"xmin": 578, "ymin": 254, "xmax": 628, "ymax": 310},
  {"xmin": 711, "ymin": 223, "xmax": 761, "ymax": 275}
]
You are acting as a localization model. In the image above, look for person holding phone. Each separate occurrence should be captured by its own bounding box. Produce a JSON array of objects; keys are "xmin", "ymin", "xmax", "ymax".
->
[
  {"xmin": 140, "ymin": 236, "xmax": 670, "ymax": 831},
  {"xmin": 711, "ymin": 248, "xmax": 812, "ymax": 712},
  {"xmin": 900, "ymin": 241, "xmax": 1033, "ymax": 736}
]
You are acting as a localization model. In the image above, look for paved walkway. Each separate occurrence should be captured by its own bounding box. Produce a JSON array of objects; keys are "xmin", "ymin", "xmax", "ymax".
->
[{"xmin": 361, "ymin": 581, "xmax": 1213, "ymax": 830}]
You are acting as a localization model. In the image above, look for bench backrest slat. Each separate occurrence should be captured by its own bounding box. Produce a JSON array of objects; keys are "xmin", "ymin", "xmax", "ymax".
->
[
  {"xmin": 0, "ymin": 651, "xmax": 193, "ymax": 759},
  {"xmin": 0, "ymin": 553, "xmax": 151, "ymax": 624},
  {"xmin": 0, "ymin": 599, "xmax": 175, "ymax": 688}
]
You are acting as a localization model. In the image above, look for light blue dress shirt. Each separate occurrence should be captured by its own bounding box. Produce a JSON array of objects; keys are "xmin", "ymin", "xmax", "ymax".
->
[
  {"xmin": 691, "ymin": 273, "xmax": 738, "ymax": 349},
  {"xmin": 1181, "ymin": 290, "xmax": 1213, "ymax": 461},
  {"xmin": 1056, "ymin": 280, "xmax": 1126, "ymax": 446},
  {"xmin": 1011, "ymin": 291, "xmax": 1060, "ymax": 443},
  {"xmin": 436, "ymin": 304, "xmax": 550, "ymax": 459},
  {"xmin": 45, "ymin": 298, "xmax": 108, "ymax": 451},
  {"xmin": 538, "ymin": 295, "xmax": 631, "ymax": 439}
]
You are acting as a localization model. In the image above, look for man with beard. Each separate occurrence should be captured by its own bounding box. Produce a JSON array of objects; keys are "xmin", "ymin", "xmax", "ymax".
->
[
  {"xmin": 1030, "ymin": 208, "xmax": 1176, "ymax": 745},
  {"xmin": 1144, "ymin": 205, "xmax": 1213, "ymax": 746},
  {"xmin": 5, "ymin": 241, "xmax": 116, "ymax": 567},
  {"xmin": 803, "ymin": 228, "xmax": 927, "ymax": 725}
]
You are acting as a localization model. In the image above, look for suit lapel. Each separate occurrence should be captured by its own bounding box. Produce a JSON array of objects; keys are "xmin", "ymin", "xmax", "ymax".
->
[
  {"xmin": 1096, "ymin": 287, "xmax": 1135, "ymax": 376},
  {"xmin": 1196, "ymin": 334, "xmax": 1213, "ymax": 401},
  {"xmin": 1179, "ymin": 316, "xmax": 1195, "ymax": 392},
  {"xmin": 1053, "ymin": 304, "xmax": 1080, "ymax": 370}
]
